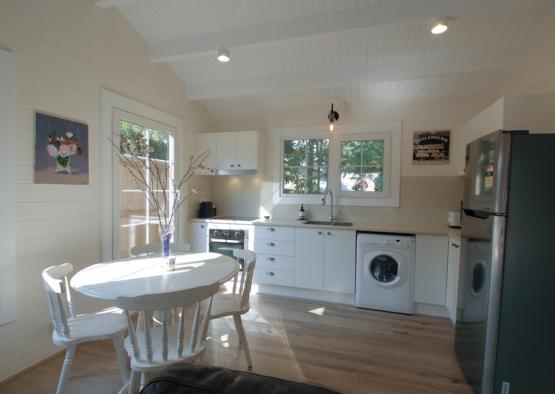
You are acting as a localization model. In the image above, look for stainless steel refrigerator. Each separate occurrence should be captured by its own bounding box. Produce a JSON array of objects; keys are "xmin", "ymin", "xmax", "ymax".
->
[{"xmin": 455, "ymin": 130, "xmax": 555, "ymax": 394}]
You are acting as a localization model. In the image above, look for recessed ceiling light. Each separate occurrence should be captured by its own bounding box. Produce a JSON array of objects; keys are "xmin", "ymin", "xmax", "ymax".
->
[
  {"xmin": 431, "ymin": 19, "xmax": 448, "ymax": 35},
  {"xmin": 217, "ymin": 47, "xmax": 231, "ymax": 63}
]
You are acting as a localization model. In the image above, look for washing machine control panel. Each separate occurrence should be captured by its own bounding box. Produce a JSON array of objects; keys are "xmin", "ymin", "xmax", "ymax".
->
[{"xmin": 359, "ymin": 234, "xmax": 415, "ymax": 249}]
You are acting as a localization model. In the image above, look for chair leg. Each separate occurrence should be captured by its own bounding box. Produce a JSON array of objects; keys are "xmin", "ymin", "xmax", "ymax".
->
[
  {"xmin": 112, "ymin": 334, "xmax": 129, "ymax": 385},
  {"xmin": 128, "ymin": 370, "xmax": 139, "ymax": 394},
  {"xmin": 56, "ymin": 346, "xmax": 76, "ymax": 394},
  {"xmin": 233, "ymin": 314, "xmax": 252, "ymax": 369}
]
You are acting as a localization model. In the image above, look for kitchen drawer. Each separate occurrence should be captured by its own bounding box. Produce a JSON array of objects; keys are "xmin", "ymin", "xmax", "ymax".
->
[
  {"xmin": 254, "ymin": 239, "xmax": 294, "ymax": 256},
  {"xmin": 254, "ymin": 268, "xmax": 294, "ymax": 287},
  {"xmin": 254, "ymin": 225, "xmax": 295, "ymax": 242},
  {"xmin": 256, "ymin": 254, "xmax": 294, "ymax": 271}
]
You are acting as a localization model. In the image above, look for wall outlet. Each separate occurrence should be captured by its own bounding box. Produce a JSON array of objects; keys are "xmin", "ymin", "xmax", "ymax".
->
[{"xmin": 501, "ymin": 382, "xmax": 511, "ymax": 394}]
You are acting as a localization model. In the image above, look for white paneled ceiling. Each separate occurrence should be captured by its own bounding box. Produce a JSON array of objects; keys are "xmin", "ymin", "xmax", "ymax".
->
[{"xmin": 97, "ymin": 0, "xmax": 555, "ymax": 123}]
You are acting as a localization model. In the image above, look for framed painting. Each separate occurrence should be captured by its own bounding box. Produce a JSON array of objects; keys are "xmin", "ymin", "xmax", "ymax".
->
[
  {"xmin": 34, "ymin": 112, "xmax": 89, "ymax": 184},
  {"xmin": 413, "ymin": 130, "xmax": 450, "ymax": 164}
]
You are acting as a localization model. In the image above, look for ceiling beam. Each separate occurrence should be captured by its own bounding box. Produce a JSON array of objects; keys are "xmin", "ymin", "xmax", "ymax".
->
[
  {"xmin": 185, "ymin": 52, "xmax": 524, "ymax": 100},
  {"xmin": 95, "ymin": 0, "xmax": 137, "ymax": 8},
  {"xmin": 150, "ymin": 0, "xmax": 552, "ymax": 63}
]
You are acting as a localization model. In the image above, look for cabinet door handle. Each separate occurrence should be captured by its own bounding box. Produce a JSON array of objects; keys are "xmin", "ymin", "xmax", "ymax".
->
[
  {"xmin": 452, "ymin": 243, "xmax": 460, "ymax": 248},
  {"xmin": 267, "ymin": 242, "xmax": 275, "ymax": 247},
  {"xmin": 237, "ymin": 164, "xmax": 241, "ymax": 167},
  {"xmin": 267, "ymin": 227, "xmax": 275, "ymax": 232},
  {"xmin": 326, "ymin": 231, "xmax": 332, "ymax": 236},
  {"xmin": 200, "ymin": 224, "xmax": 205, "ymax": 228},
  {"xmin": 267, "ymin": 257, "xmax": 275, "ymax": 261},
  {"xmin": 266, "ymin": 272, "xmax": 275, "ymax": 276},
  {"xmin": 230, "ymin": 164, "xmax": 235, "ymax": 168}
]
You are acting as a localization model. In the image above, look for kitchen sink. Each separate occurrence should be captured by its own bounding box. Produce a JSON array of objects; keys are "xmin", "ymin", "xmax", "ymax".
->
[{"xmin": 303, "ymin": 220, "xmax": 353, "ymax": 227}]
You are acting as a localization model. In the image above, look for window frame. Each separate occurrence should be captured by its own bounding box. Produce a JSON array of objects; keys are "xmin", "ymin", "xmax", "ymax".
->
[
  {"xmin": 273, "ymin": 122, "xmax": 401, "ymax": 207},
  {"xmin": 101, "ymin": 90, "xmax": 185, "ymax": 260},
  {"xmin": 335, "ymin": 132, "xmax": 392, "ymax": 199},
  {"xmin": 280, "ymin": 137, "xmax": 331, "ymax": 197},
  {"xmin": 112, "ymin": 109, "xmax": 177, "ymax": 258}
]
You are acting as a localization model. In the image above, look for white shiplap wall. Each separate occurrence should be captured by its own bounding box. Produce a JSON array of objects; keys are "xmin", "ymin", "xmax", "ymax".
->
[{"xmin": 0, "ymin": 0, "xmax": 203, "ymax": 381}]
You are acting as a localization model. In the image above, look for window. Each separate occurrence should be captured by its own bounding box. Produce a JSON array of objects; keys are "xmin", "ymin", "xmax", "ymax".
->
[
  {"xmin": 282, "ymin": 138, "xmax": 329, "ymax": 195},
  {"xmin": 340, "ymin": 138, "xmax": 385, "ymax": 193},
  {"xmin": 274, "ymin": 123, "xmax": 400, "ymax": 207},
  {"xmin": 101, "ymin": 90, "xmax": 184, "ymax": 261},
  {"xmin": 113, "ymin": 112, "xmax": 175, "ymax": 258}
]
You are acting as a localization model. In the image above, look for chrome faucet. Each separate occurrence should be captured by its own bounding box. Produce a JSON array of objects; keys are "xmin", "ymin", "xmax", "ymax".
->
[{"xmin": 321, "ymin": 189, "xmax": 336, "ymax": 224}]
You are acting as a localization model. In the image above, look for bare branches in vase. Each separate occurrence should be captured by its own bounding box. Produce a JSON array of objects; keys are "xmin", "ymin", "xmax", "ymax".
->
[{"xmin": 110, "ymin": 132, "xmax": 210, "ymax": 259}]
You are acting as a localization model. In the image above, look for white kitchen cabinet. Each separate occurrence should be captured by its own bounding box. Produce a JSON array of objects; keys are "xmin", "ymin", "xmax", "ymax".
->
[
  {"xmin": 198, "ymin": 133, "xmax": 217, "ymax": 170},
  {"xmin": 216, "ymin": 132, "xmax": 237, "ymax": 170},
  {"xmin": 294, "ymin": 228, "xmax": 356, "ymax": 294},
  {"xmin": 414, "ymin": 235, "xmax": 449, "ymax": 306},
  {"xmin": 191, "ymin": 222, "xmax": 208, "ymax": 253},
  {"xmin": 446, "ymin": 237, "xmax": 461, "ymax": 322},
  {"xmin": 323, "ymin": 229, "xmax": 356, "ymax": 294},
  {"xmin": 235, "ymin": 131, "xmax": 258, "ymax": 170},
  {"xmin": 216, "ymin": 131, "xmax": 259, "ymax": 171},
  {"xmin": 294, "ymin": 228, "xmax": 325, "ymax": 290}
]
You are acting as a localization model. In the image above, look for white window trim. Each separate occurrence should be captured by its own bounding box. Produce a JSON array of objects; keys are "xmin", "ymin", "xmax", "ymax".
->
[
  {"xmin": 0, "ymin": 48, "xmax": 16, "ymax": 326},
  {"xmin": 273, "ymin": 122, "xmax": 401, "ymax": 207},
  {"xmin": 101, "ymin": 90, "xmax": 184, "ymax": 260}
]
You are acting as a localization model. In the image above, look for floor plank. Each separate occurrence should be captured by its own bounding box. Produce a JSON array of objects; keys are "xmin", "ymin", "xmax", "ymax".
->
[{"xmin": 0, "ymin": 294, "xmax": 473, "ymax": 393}]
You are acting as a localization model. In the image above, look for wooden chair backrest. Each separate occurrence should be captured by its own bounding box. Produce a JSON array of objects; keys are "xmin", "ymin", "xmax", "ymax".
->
[
  {"xmin": 232, "ymin": 250, "xmax": 256, "ymax": 310},
  {"xmin": 42, "ymin": 263, "xmax": 75, "ymax": 338},
  {"xmin": 116, "ymin": 283, "xmax": 219, "ymax": 364}
]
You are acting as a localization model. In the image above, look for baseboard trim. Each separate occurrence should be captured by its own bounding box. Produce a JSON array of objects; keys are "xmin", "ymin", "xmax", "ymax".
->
[
  {"xmin": 414, "ymin": 303, "xmax": 449, "ymax": 318},
  {"xmin": 257, "ymin": 285, "xmax": 354, "ymax": 305},
  {"xmin": 0, "ymin": 347, "xmax": 64, "ymax": 385}
]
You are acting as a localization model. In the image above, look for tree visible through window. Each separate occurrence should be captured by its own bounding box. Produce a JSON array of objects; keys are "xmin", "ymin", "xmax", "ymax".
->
[
  {"xmin": 283, "ymin": 138, "xmax": 329, "ymax": 194},
  {"xmin": 340, "ymin": 139, "xmax": 384, "ymax": 192}
]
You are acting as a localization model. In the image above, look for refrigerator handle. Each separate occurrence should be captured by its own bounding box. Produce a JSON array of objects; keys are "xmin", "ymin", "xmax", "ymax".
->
[{"xmin": 463, "ymin": 208, "xmax": 491, "ymax": 220}]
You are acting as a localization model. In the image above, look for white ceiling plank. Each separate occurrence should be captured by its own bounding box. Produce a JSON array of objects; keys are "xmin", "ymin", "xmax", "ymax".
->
[
  {"xmin": 149, "ymin": 0, "xmax": 552, "ymax": 63},
  {"xmin": 185, "ymin": 51, "xmax": 524, "ymax": 100},
  {"xmin": 94, "ymin": 0, "xmax": 137, "ymax": 8}
]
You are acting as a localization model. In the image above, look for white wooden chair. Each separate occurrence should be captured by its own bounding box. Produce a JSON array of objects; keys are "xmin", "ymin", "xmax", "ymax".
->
[
  {"xmin": 116, "ymin": 283, "xmax": 220, "ymax": 393},
  {"xmin": 210, "ymin": 250, "xmax": 256, "ymax": 369},
  {"xmin": 130, "ymin": 242, "xmax": 192, "ymax": 257},
  {"xmin": 42, "ymin": 263, "xmax": 129, "ymax": 394}
]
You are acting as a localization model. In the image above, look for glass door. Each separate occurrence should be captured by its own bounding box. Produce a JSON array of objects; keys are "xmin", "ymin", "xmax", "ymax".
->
[{"xmin": 112, "ymin": 109, "xmax": 176, "ymax": 258}]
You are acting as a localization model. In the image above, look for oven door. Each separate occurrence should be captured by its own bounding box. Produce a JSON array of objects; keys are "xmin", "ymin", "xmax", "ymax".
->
[{"xmin": 209, "ymin": 239, "xmax": 244, "ymax": 258}]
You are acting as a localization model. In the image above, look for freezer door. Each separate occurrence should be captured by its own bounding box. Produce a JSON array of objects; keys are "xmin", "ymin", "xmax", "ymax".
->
[
  {"xmin": 455, "ymin": 210, "xmax": 506, "ymax": 394},
  {"xmin": 462, "ymin": 131, "xmax": 512, "ymax": 214}
]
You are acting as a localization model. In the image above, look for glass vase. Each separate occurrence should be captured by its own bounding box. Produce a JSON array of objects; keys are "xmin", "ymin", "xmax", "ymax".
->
[{"xmin": 160, "ymin": 226, "xmax": 174, "ymax": 271}]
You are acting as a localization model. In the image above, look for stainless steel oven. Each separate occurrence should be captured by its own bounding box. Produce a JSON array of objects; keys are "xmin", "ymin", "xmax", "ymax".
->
[{"xmin": 208, "ymin": 229, "xmax": 246, "ymax": 258}]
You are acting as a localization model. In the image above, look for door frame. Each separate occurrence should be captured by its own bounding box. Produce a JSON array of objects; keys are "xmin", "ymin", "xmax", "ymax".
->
[{"xmin": 101, "ymin": 90, "xmax": 184, "ymax": 260}]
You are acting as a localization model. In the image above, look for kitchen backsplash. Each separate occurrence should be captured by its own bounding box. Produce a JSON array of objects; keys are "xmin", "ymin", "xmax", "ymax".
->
[{"xmin": 210, "ymin": 175, "xmax": 463, "ymax": 229}]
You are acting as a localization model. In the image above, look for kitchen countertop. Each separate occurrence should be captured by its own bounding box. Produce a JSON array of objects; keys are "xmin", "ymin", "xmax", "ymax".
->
[{"xmin": 192, "ymin": 217, "xmax": 461, "ymax": 238}]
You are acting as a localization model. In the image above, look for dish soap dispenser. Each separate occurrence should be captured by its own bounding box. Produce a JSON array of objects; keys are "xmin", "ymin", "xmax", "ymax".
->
[{"xmin": 298, "ymin": 204, "xmax": 306, "ymax": 221}]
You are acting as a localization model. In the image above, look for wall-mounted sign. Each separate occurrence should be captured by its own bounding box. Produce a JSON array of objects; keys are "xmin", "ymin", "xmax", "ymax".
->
[{"xmin": 413, "ymin": 130, "xmax": 450, "ymax": 164}]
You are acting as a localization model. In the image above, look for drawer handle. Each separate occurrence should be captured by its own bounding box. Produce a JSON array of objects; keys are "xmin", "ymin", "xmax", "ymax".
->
[
  {"xmin": 267, "ymin": 242, "xmax": 275, "ymax": 247},
  {"xmin": 267, "ymin": 257, "xmax": 275, "ymax": 261},
  {"xmin": 318, "ymin": 231, "xmax": 323, "ymax": 235},
  {"xmin": 326, "ymin": 231, "xmax": 331, "ymax": 235},
  {"xmin": 237, "ymin": 164, "xmax": 241, "ymax": 167},
  {"xmin": 230, "ymin": 164, "xmax": 235, "ymax": 167},
  {"xmin": 200, "ymin": 224, "xmax": 204, "ymax": 228},
  {"xmin": 266, "ymin": 272, "xmax": 275, "ymax": 276},
  {"xmin": 267, "ymin": 227, "xmax": 275, "ymax": 232}
]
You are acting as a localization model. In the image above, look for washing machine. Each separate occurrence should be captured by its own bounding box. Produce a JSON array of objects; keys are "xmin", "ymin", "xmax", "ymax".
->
[{"xmin": 356, "ymin": 233, "xmax": 416, "ymax": 314}]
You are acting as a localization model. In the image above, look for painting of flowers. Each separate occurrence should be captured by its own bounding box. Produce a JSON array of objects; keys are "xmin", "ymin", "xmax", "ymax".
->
[{"xmin": 34, "ymin": 112, "xmax": 89, "ymax": 185}]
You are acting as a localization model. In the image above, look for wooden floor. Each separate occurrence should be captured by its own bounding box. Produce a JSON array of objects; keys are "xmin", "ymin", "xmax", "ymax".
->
[{"xmin": 0, "ymin": 295, "xmax": 473, "ymax": 394}]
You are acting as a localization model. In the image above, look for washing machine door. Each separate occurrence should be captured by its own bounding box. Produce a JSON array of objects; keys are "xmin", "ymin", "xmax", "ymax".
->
[{"xmin": 364, "ymin": 251, "xmax": 407, "ymax": 289}]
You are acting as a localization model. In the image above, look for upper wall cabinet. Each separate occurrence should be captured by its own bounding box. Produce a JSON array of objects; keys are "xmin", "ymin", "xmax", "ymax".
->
[{"xmin": 198, "ymin": 131, "xmax": 259, "ymax": 175}]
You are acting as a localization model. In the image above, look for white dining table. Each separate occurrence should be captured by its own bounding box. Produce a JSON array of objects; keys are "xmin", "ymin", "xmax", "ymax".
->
[{"xmin": 71, "ymin": 252, "xmax": 239, "ymax": 301}]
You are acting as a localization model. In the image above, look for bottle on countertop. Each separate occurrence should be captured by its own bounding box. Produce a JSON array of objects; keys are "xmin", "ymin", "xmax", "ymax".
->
[{"xmin": 298, "ymin": 204, "xmax": 306, "ymax": 220}]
